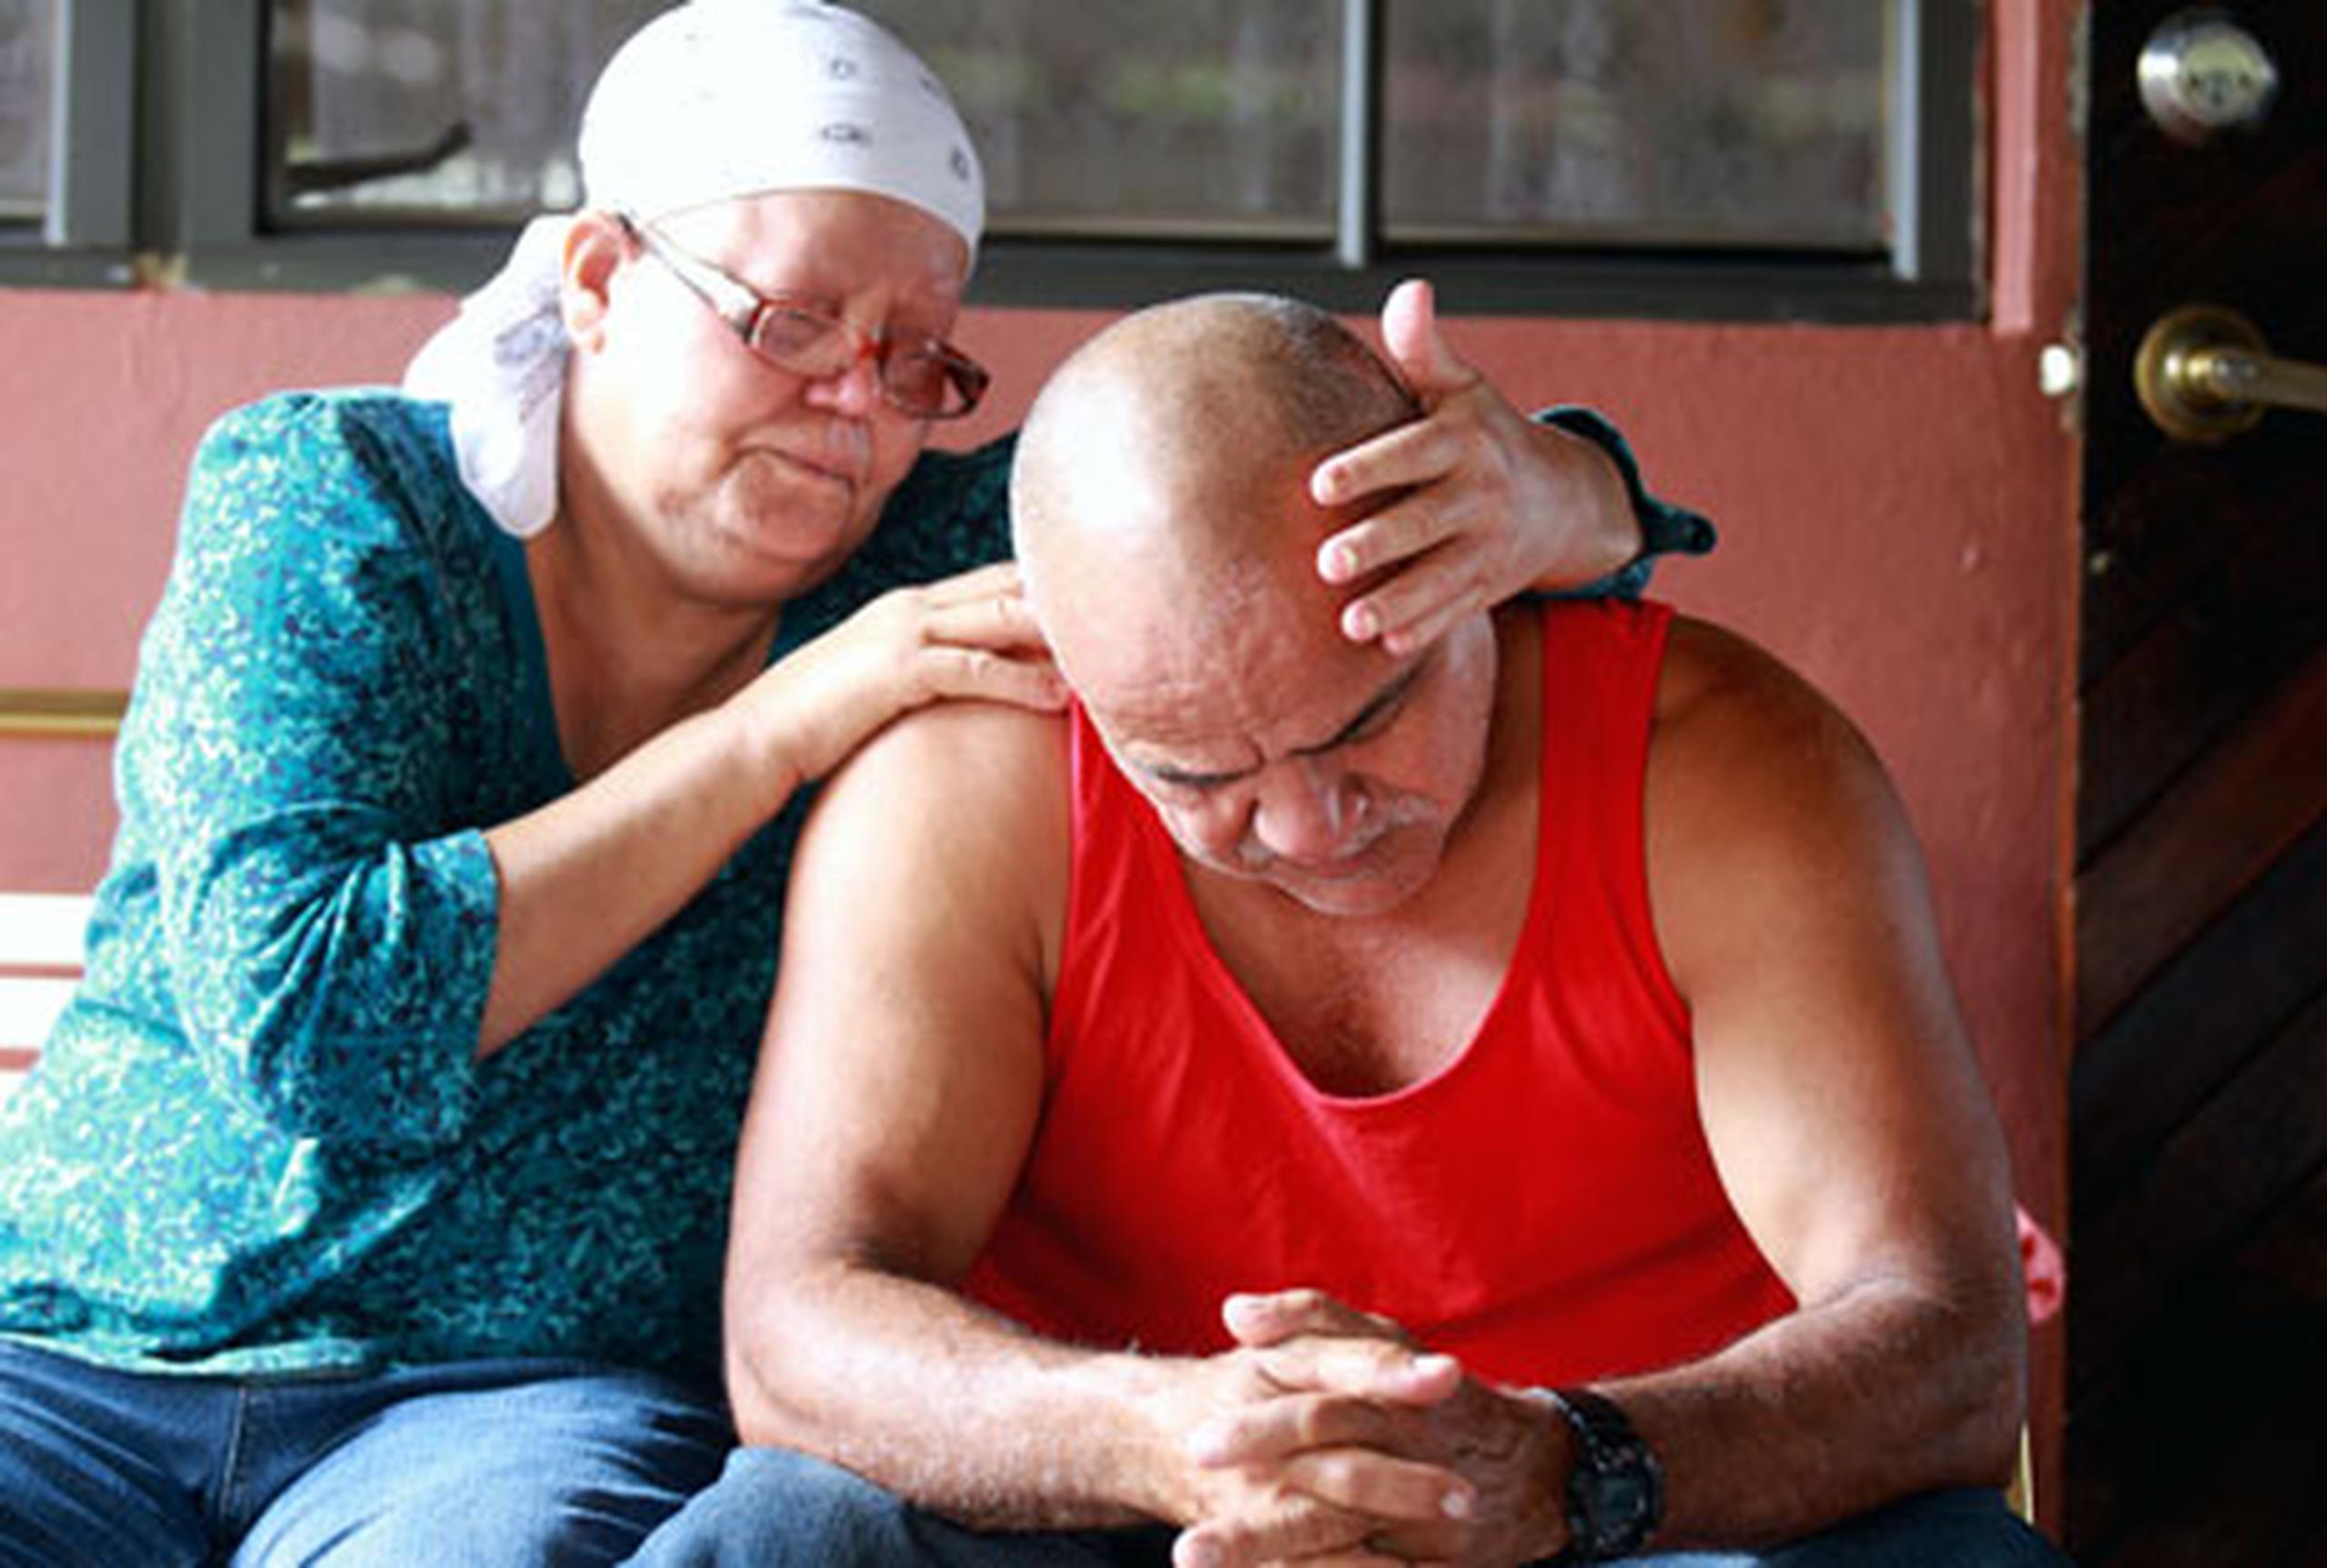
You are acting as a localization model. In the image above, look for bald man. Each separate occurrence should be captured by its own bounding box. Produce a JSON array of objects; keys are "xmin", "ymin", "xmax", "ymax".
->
[{"xmin": 641, "ymin": 296, "xmax": 2069, "ymax": 1568}]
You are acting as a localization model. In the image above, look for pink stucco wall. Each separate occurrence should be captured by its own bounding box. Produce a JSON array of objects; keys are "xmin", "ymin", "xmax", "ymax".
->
[{"xmin": 0, "ymin": 0, "xmax": 2082, "ymax": 1521}]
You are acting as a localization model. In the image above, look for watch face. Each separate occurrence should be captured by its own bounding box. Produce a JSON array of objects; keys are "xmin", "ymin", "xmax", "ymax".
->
[{"xmin": 1583, "ymin": 1466, "xmax": 1656, "ymax": 1534}]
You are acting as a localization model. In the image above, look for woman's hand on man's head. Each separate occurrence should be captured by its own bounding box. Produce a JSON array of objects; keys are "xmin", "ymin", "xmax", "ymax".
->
[{"xmin": 1310, "ymin": 279, "xmax": 1640, "ymax": 655}]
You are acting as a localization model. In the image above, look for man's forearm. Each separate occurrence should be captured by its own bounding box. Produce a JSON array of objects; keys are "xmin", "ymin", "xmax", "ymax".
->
[
  {"xmin": 727, "ymin": 1263, "xmax": 1180, "ymax": 1532},
  {"xmin": 1609, "ymin": 1274, "xmax": 2023, "ymax": 1550}
]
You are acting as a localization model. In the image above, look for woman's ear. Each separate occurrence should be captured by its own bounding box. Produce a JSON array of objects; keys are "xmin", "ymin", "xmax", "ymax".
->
[{"xmin": 561, "ymin": 209, "xmax": 630, "ymax": 351}]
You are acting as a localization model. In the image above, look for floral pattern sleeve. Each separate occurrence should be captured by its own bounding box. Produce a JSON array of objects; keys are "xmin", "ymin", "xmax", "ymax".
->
[{"xmin": 129, "ymin": 395, "xmax": 499, "ymax": 1152}]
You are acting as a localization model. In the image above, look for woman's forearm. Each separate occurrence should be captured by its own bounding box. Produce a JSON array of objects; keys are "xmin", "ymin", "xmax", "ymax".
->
[{"xmin": 478, "ymin": 694, "xmax": 793, "ymax": 1055}]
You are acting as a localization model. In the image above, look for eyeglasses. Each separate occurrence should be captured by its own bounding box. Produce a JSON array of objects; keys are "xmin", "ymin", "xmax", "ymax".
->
[{"xmin": 620, "ymin": 215, "xmax": 991, "ymax": 422}]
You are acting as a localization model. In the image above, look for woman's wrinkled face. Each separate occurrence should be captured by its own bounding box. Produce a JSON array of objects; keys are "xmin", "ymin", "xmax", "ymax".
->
[{"xmin": 571, "ymin": 187, "xmax": 972, "ymax": 606}]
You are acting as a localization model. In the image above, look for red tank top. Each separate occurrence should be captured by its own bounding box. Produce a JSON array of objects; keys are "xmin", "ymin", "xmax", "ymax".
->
[{"xmin": 962, "ymin": 600, "xmax": 1794, "ymax": 1385}]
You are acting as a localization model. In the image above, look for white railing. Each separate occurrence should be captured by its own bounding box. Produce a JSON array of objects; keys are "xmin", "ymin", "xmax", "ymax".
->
[{"xmin": 0, "ymin": 893, "xmax": 92, "ymax": 1103}]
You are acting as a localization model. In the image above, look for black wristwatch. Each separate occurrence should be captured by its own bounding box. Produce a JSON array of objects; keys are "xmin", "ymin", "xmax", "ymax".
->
[{"xmin": 1537, "ymin": 1385, "xmax": 1663, "ymax": 1563}]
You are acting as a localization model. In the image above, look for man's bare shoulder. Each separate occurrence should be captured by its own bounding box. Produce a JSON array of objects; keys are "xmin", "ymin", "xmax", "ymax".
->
[
  {"xmin": 842, "ymin": 697, "xmax": 1067, "ymax": 797},
  {"xmin": 1652, "ymin": 614, "xmax": 1888, "ymax": 803},
  {"xmin": 1646, "ymin": 614, "xmax": 1922, "ymax": 990},
  {"xmin": 801, "ymin": 700, "xmax": 1075, "ymax": 970},
  {"xmin": 816, "ymin": 699, "xmax": 1070, "ymax": 852},
  {"xmin": 1657, "ymin": 613, "xmax": 1838, "ymax": 729}
]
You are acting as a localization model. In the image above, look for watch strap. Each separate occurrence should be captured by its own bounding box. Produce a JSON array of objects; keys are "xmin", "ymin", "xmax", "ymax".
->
[{"xmin": 1538, "ymin": 1384, "xmax": 1664, "ymax": 1563}]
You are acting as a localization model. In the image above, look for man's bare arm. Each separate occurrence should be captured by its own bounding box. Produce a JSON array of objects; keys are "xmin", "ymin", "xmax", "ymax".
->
[
  {"xmin": 1622, "ymin": 616, "xmax": 2025, "ymax": 1546},
  {"xmin": 723, "ymin": 702, "xmax": 1141, "ymax": 1526},
  {"xmin": 721, "ymin": 702, "xmax": 1469, "ymax": 1550}
]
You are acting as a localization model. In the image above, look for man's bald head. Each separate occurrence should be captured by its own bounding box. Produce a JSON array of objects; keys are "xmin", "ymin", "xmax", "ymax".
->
[
  {"xmin": 1006, "ymin": 294, "xmax": 1504, "ymax": 919},
  {"xmin": 1009, "ymin": 294, "xmax": 1419, "ymax": 678}
]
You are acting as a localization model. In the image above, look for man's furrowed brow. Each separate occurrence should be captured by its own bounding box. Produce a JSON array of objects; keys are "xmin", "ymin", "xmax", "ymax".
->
[
  {"xmin": 1140, "ymin": 656, "xmax": 1425, "ymax": 790},
  {"xmin": 1144, "ymin": 756, "xmax": 1258, "ymax": 791},
  {"xmin": 1295, "ymin": 659, "xmax": 1424, "ymax": 758}
]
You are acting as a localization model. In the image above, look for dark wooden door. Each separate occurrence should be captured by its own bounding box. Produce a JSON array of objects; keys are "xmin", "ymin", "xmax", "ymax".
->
[{"xmin": 2069, "ymin": 4, "xmax": 2327, "ymax": 1563}]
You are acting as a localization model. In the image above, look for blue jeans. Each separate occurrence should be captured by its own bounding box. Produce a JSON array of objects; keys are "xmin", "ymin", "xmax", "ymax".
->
[
  {"xmin": 628, "ymin": 1446, "xmax": 2076, "ymax": 1567},
  {"xmin": 0, "ymin": 1337, "xmax": 730, "ymax": 1567}
]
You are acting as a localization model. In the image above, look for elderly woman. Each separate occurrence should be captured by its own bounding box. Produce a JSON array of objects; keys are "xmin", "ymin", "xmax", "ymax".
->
[{"xmin": 0, "ymin": 4, "xmax": 1704, "ymax": 1564}]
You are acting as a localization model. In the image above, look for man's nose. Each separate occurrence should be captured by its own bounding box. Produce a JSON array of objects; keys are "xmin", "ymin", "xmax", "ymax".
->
[{"xmin": 1250, "ymin": 759, "xmax": 1369, "ymax": 864}]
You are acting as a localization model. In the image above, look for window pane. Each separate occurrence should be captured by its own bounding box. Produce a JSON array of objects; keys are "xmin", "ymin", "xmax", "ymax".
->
[
  {"xmin": 855, "ymin": 1, "xmax": 1338, "ymax": 241},
  {"xmin": 263, "ymin": 0, "xmax": 1909, "ymax": 266},
  {"xmin": 1383, "ymin": 0, "xmax": 1889, "ymax": 251},
  {"xmin": 269, "ymin": 0, "xmax": 1340, "ymax": 241},
  {"xmin": 266, "ymin": 0, "xmax": 666, "ymax": 225},
  {"xmin": 0, "ymin": 0, "xmax": 54, "ymax": 224}
]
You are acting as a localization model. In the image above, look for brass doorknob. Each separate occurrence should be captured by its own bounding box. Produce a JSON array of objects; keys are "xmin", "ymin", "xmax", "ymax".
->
[{"xmin": 2134, "ymin": 305, "xmax": 2327, "ymax": 444}]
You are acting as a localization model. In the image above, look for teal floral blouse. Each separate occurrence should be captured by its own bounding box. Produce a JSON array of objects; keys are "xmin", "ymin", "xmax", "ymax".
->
[{"xmin": 0, "ymin": 391, "xmax": 1707, "ymax": 1384}]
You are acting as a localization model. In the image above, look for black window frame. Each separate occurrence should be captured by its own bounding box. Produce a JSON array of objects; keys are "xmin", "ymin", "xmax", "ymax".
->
[
  {"xmin": 2, "ymin": 0, "xmax": 1981, "ymax": 322},
  {"xmin": 0, "ymin": 0, "xmax": 137, "ymax": 285}
]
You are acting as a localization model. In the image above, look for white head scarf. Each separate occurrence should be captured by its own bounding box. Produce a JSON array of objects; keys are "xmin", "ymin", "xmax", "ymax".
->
[{"xmin": 403, "ymin": 0, "xmax": 985, "ymax": 538}]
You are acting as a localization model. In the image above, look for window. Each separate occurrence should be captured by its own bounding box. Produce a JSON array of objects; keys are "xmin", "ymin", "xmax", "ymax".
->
[
  {"xmin": 858, "ymin": 5, "xmax": 1344, "ymax": 244},
  {"xmin": 0, "ymin": 0, "xmax": 55, "ymax": 230},
  {"xmin": 0, "ymin": 0, "xmax": 133, "ymax": 280},
  {"xmin": 265, "ymin": 3, "xmax": 656, "ymax": 226},
  {"xmin": 14, "ymin": 0, "xmax": 1977, "ymax": 318},
  {"xmin": 1378, "ymin": 4, "xmax": 1889, "ymax": 253},
  {"xmin": 863, "ymin": 1, "xmax": 1896, "ymax": 259}
]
